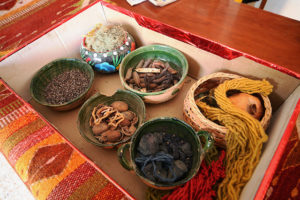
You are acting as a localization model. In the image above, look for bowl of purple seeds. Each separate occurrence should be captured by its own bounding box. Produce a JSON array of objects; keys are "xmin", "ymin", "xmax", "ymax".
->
[{"xmin": 30, "ymin": 58, "xmax": 94, "ymax": 111}]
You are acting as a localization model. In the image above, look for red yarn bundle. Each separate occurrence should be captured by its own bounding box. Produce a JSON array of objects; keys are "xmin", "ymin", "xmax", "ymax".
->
[{"xmin": 162, "ymin": 150, "xmax": 226, "ymax": 200}]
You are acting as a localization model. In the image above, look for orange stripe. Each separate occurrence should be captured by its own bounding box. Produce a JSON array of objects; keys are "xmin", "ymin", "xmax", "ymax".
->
[{"xmin": 0, "ymin": 111, "xmax": 37, "ymax": 146}]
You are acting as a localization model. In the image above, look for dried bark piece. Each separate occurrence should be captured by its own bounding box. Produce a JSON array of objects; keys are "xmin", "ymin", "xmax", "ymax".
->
[
  {"xmin": 153, "ymin": 75, "xmax": 168, "ymax": 84},
  {"xmin": 152, "ymin": 60, "xmax": 165, "ymax": 69},
  {"xmin": 166, "ymin": 65, "xmax": 178, "ymax": 75},
  {"xmin": 133, "ymin": 71, "xmax": 140, "ymax": 86},
  {"xmin": 125, "ymin": 67, "xmax": 133, "ymax": 81},
  {"xmin": 136, "ymin": 68, "xmax": 160, "ymax": 73},
  {"xmin": 136, "ymin": 59, "xmax": 144, "ymax": 69},
  {"xmin": 142, "ymin": 58, "xmax": 153, "ymax": 68}
]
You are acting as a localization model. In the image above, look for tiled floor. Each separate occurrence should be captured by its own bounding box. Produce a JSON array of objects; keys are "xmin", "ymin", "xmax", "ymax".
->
[{"xmin": 0, "ymin": 154, "xmax": 34, "ymax": 200}]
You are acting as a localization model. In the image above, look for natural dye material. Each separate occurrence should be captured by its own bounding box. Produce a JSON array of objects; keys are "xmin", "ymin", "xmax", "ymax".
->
[
  {"xmin": 89, "ymin": 101, "xmax": 138, "ymax": 143},
  {"xmin": 43, "ymin": 69, "xmax": 89, "ymax": 104},
  {"xmin": 135, "ymin": 132, "xmax": 193, "ymax": 183},
  {"xmin": 228, "ymin": 92, "xmax": 263, "ymax": 120},
  {"xmin": 125, "ymin": 59, "xmax": 181, "ymax": 92},
  {"xmin": 85, "ymin": 24, "xmax": 126, "ymax": 53},
  {"xmin": 196, "ymin": 78, "xmax": 273, "ymax": 200}
]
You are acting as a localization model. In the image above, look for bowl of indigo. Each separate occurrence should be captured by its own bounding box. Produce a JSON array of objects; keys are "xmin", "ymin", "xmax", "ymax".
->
[
  {"xmin": 117, "ymin": 117, "xmax": 213, "ymax": 190},
  {"xmin": 30, "ymin": 58, "xmax": 94, "ymax": 111}
]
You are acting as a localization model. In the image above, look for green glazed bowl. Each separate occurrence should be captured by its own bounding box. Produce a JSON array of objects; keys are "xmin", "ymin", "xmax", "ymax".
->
[
  {"xmin": 119, "ymin": 44, "xmax": 188, "ymax": 104},
  {"xmin": 118, "ymin": 117, "xmax": 213, "ymax": 190},
  {"xmin": 30, "ymin": 58, "xmax": 94, "ymax": 111},
  {"xmin": 77, "ymin": 90, "xmax": 146, "ymax": 148}
]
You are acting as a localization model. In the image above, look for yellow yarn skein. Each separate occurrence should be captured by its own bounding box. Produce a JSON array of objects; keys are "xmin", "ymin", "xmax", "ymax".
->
[{"xmin": 196, "ymin": 78, "xmax": 273, "ymax": 200}]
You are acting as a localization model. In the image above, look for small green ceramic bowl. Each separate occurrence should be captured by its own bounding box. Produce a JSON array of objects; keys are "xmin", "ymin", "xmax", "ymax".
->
[
  {"xmin": 118, "ymin": 117, "xmax": 213, "ymax": 190},
  {"xmin": 77, "ymin": 90, "xmax": 146, "ymax": 148},
  {"xmin": 30, "ymin": 58, "xmax": 94, "ymax": 111},
  {"xmin": 119, "ymin": 44, "xmax": 188, "ymax": 104}
]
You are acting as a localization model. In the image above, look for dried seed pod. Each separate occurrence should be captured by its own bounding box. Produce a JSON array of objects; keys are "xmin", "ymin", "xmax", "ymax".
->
[
  {"xmin": 142, "ymin": 58, "xmax": 153, "ymax": 68},
  {"xmin": 125, "ymin": 67, "xmax": 133, "ymax": 81},
  {"xmin": 133, "ymin": 71, "xmax": 140, "ymax": 86},
  {"xmin": 136, "ymin": 59, "xmax": 144, "ymax": 69},
  {"xmin": 120, "ymin": 118, "xmax": 131, "ymax": 127},
  {"xmin": 92, "ymin": 122, "xmax": 109, "ymax": 135},
  {"xmin": 111, "ymin": 101, "xmax": 128, "ymax": 112},
  {"xmin": 122, "ymin": 111, "xmax": 135, "ymax": 121},
  {"xmin": 129, "ymin": 125, "xmax": 137, "ymax": 135},
  {"xmin": 98, "ymin": 130, "xmax": 121, "ymax": 142}
]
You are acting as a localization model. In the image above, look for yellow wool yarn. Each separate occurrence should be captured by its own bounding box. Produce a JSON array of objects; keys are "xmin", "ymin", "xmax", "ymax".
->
[{"xmin": 196, "ymin": 78, "xmax": 273, "ymax": 200}]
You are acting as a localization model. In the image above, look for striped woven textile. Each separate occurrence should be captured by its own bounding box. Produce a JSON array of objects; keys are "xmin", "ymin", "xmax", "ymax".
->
[
  {"xmin": 0, "ymin": 0, "xmax": 97, "ymax": 61},
  {"xmin": 0, "ymin": 78, "xmax": 131, "ymax": 200}
]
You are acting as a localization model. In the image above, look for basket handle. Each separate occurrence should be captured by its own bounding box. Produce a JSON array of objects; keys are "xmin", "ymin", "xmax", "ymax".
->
[
  {"xmin": 117, "ymin": 143, "xmax": 133, "ymax": 171},
  {"xmin": 197, "ymin": 130, "xmax": 214, "ymax": 153}
]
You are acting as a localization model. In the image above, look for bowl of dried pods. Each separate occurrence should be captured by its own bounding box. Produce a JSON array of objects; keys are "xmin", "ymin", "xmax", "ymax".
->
[
  {"xmin": 30, "ymin": 58, "xmax": 94, "ymax": 111},
  {"xmin": 119, "ymin": 44, "xmax": 188, "ymax": 104},
  {"xmin": 77, "ymin": 90, "xmax": 146, "ymax": 148}
]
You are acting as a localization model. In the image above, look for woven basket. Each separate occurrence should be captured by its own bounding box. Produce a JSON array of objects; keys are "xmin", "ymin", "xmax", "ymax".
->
[{"xmin": 183, "ymin": 72, "xmax": 272, "ymax": 148}]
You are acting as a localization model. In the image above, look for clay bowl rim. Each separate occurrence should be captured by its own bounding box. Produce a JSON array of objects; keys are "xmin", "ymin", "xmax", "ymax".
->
[
  {"xmin": 30, "ymin": 58, "xmax": 94, "ymax": 109},
  {"xmin": 119, "ymin": 44, "xmax": 189, "ymax": 96}
]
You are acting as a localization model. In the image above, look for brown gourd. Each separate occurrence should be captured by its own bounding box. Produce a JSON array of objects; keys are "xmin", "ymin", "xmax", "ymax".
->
[{"xmin": 228, "ymin": 93, "xmax": 263, "ymax": 120}]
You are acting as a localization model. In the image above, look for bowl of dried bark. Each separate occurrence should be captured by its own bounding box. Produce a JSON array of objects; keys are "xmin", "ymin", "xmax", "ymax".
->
[
  {"xmin": 30, "ymin": 58, "xmax": 94, "ymax": 111},
  {"xmin": 77, "ymin": 90, "xmax": 146, "ymax": 149},
  {"xmin": 119, "ymin": 44, "xmax": 188, "ymax": 104}
]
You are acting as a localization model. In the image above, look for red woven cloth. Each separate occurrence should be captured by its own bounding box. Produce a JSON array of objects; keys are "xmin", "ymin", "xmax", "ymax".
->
[
  {"xmin": 0, "ymin": 78, "xmax": 132, "ymax": 199},
  {"xmin": 0, "ymin": 0, "xmax": 97, "ymax": 61},
  {"xmin": 263, "ymin": 107, "xmax": 300, "ymax": 200},
  {"xmin": 162, "ymin": 150, "xmax": 226, "ymax": 200}
]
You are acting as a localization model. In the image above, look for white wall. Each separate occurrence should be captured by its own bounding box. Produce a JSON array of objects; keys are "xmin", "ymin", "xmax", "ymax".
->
[{"xmin": 254, "ymin": 0, "xmax": 300, "ymax": 21}]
